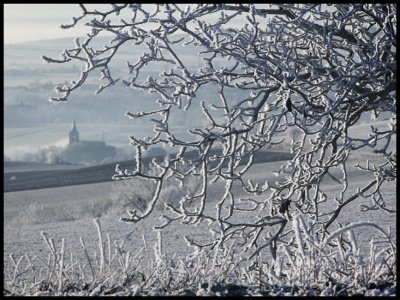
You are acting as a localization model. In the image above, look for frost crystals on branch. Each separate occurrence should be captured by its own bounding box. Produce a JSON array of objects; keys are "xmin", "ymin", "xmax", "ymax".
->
[{"xmin": 44, "ymin": 3, "xmax": 396, "ymax": 285}]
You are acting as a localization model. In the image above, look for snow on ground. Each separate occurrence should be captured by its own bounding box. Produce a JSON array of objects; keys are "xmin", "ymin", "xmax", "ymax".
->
[{"xmin": 3, "ymin": 156, "xmax": 396, "ymax": 279}]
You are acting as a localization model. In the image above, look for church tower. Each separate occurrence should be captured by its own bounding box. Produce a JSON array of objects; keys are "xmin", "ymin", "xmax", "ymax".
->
[{"xmin": 69, "ymin": 120, "xmax": 79, "ymax": 144}]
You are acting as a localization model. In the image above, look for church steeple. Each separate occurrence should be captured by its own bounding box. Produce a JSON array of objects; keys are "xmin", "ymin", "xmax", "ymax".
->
[{"xmin": 69, "ymin": 119, "xmax": 79, "ymax": 144}]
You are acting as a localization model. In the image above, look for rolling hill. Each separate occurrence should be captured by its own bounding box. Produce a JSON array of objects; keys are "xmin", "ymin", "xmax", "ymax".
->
[{"xmin": 4, "ymin": 149, "xmax": 294, "ymax": 192}]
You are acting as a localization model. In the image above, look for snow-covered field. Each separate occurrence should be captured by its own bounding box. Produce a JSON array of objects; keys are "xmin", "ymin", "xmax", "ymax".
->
[{"xmin": 3, "ymin": 153, "xmax": 396, "ymax": 296}]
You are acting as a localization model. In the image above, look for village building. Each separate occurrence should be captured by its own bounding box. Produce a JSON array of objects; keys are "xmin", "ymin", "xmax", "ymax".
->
[{"xmin": 62, "ymin": 120, "xmax": 116, "ymax": 164}]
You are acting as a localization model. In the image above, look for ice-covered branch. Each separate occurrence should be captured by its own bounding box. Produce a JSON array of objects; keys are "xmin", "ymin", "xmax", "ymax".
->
[{"xmin": 44, "ymin": 3, "xmax": 396, "ymax": 268}]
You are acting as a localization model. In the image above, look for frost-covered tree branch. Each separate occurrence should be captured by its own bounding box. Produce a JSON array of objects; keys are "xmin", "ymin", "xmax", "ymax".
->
[{"xmin": 44, "ymin": 4, "xmax": 396, "ymax": 263}]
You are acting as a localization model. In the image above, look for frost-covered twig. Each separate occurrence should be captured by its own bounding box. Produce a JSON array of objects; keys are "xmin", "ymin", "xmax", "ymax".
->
[{"xmin": 41, "ymin": 3, "xmax": 396, "ymax": 292}]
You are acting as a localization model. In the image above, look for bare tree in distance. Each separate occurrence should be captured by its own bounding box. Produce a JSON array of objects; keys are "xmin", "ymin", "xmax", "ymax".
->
[{"xmin": 43, "ymin": 3, "xmax": 396, "ymax": 276}]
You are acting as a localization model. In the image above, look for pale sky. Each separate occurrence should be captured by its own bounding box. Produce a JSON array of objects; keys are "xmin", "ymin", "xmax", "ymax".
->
[
  {"xmin": 3, "ymin": 3, "xmax": 249, "ymax": 45},
  {"xmin": 4, "ymin": 4, "xmax": 184, "ymax": 44},
  {"xmin": 4, "ymin": 4, "xmax": 104, "ymax": 44}
]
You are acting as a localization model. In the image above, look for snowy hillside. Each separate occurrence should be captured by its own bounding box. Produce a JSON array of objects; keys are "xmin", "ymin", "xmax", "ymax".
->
[{"xmin": 3, "ymin": 156, "xmax": 396, "ymax": 296}]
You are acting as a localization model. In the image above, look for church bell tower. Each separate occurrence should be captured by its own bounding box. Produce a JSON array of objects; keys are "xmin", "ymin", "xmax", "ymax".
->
[{"xmin": 69, "ymin": 120, "xmax": 79, "ymax": 144}]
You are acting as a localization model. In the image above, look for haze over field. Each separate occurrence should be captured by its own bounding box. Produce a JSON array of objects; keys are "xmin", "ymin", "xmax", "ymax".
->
[
  {"xmin": 4, "ymin": 33, "xmax": 252, "ymax": 164},
  {"xmin": 4, "ymin": 36, "xmax": 209, "ymax": 163}
]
